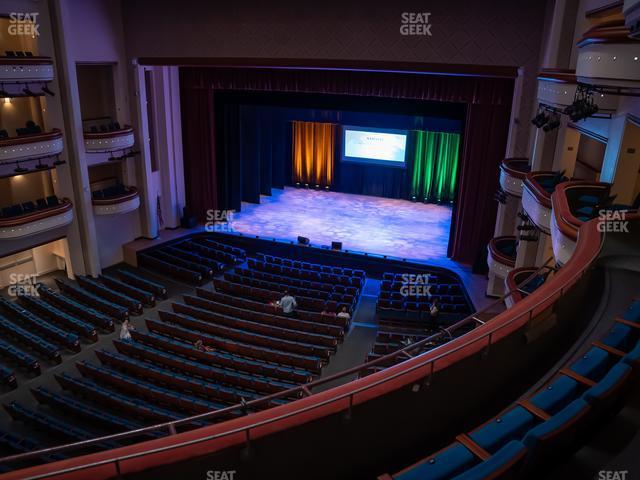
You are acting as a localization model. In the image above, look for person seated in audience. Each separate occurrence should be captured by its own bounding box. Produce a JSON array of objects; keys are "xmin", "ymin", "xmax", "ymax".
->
[
  {"xmin": 194, "ymin": 339, "xmax": 213, "ymax": 352},
  {"xmin": 279, "ymin": 290, "xmax": 297, "ymax": 317},
  {"xmin": 429, "ymin": 298, "xmax": 440, "ymax": 323},
  {"xmin": 337, "ymin": 306, "xmax": 351, "ymax": 325},
  {"xmin": 119, "ymin": 319, "xmax": 134, "ymax": 341}
]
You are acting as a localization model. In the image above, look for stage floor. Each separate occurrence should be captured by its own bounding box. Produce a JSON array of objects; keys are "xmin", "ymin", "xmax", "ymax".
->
[{"xmin": 230, "ymin": 187, "xmax": 453, "ymax": 264}]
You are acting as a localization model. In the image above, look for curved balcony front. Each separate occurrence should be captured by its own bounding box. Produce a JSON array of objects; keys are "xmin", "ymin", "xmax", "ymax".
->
[
  {"xmin": 84, "ymin": 126, "xmax": 135, "ymax": 154},
  {"xmin": 522, "ymin": 171, "xmax": 567, "ymax": 234},
  {"xmin": 487, "ymin": 235, "xmax": 517, "ymax": 280},
  {"xmin": 575, "ymin": 20, "xmax": 640, "ymax": 88},
  {"xmin": 92, "ymin": 186, "xmax": 140, "ymax": 216},
  {"xmin": 499, "ymin": 158, "xmax": 530, "ymax": 197},
  {"xmin": 550, "ymin": 181, "xmax": 635, "ymax": 265},
  {"xmin": 0, "ymin": 129, "xmax": 64, "ymax": 164},
  {"xmin": 0, "ymin": 56, "xmax": 54, "ymax": 93},
  {"xmin": 537, "ymin": 69, "xmax": 619, "ymax": 111},
  {"xmin": 504, "ymin": 267, "xmax": 547, "ymax": 309},
  {"xmin": 0, "ymin": 199, "xmax": 73, "ymax": 240}
]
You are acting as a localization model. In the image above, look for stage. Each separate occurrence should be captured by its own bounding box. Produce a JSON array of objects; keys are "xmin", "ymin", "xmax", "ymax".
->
[{"xmin": 228, "ymin": 187, "xmax": 453, "ymax": 264}]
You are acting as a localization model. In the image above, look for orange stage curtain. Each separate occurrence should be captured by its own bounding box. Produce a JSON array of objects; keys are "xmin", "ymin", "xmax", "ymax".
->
[{"xmin": 292, "ymin": 121, "xmax": 335, "ymax": 186}]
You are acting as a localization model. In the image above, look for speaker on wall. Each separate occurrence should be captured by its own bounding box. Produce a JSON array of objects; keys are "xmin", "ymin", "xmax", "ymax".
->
[
  {"xmin": 331, "ymin": 241, "xmax": 342, "ymax": 251},
  {"xmin": 297, "ymin": 236, "xmax": 310, "ymax": 246}
]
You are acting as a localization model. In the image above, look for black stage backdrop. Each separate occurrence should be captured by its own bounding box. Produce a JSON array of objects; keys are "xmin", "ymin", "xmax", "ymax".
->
[
  {"xmin": 214, "ymin": 91, "xmax": 464, "ymax": 206},
  {"xmin": 180, "ymin": 67, "xmax": 514, "ymax": 264}
]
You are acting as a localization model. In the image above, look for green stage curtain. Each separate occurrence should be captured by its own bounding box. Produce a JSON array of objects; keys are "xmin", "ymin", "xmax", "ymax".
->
[
  {"xmin": 292, "ymin": 121, "xmax": 335, "ymax": 186},
  {"xmin": 410, "ymin": 131, "xmax": 461, "ymax": 203}
]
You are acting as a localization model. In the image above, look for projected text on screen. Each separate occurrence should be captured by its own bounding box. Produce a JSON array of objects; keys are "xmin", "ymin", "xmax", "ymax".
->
[{"xmin": 342, "ymin": 127, "xmax": 407, "ymax": 167}]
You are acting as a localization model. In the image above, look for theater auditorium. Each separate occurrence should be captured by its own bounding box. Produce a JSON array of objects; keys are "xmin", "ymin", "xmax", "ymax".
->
[{"xmin": 0, "ymin": 0, "xmax": 639, "ymax": 479}]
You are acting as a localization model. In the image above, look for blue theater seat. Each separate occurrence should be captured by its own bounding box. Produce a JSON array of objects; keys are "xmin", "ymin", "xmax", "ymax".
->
[
  {"xmin": 522, "ymin": 399, "xmax": 591, "ymax": 463},
  {"xmin": 582, "ymin": 363, "xmax": 633, "ymax": 410},
  {"xmin": 530, "ymin": 375, "xmax": 580, "ymax": 415},
  {"xmin": 395, "ymin": 442, "xmax": 477, "ymax": 480},
  {"xmin": 601, "ymin": 323, "xmax": 634, "ymax": 351},
  {"xmin": 623, "ymin": 300, "xmax": 640, "ymax": 322},
  {"xmin": 451, "ymin": 440, "xmax": 527, "ymax": 480},
  {"xmin": 622, "ymin": 341, "xmax": 640, "ymax": 366},
  {"xmin": 469, "ymin": 406, "xmax": 537, "ymax": 454},
  {"xmin": 569, "ymin": 347, "xmax": 610, "ymax": 381}
]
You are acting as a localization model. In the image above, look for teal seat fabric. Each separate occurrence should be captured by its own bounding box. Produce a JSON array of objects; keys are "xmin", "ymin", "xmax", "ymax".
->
[
  {"xmin": 395, "ymin": 443, "xmax": 477, "ymax": 480},
  {"xmin": 452, "ymin": 441, "xmax": 527, "ymax": 480},
  {"xmin": 469, "ymin": 407, "xmax": 536, "ymax": 454}
]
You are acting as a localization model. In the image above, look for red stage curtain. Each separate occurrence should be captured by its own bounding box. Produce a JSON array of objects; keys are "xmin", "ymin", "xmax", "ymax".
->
[
  {"xmin": 292, "ymin": 121, "xmax": 335, "ymax": 186},
  {"xmin": 180, "ymin": 67, "xmax": 515, "ymax": 263},
  {"xmin": 180, "ymin": 84, "xmax": 218, "ymax": 222}
]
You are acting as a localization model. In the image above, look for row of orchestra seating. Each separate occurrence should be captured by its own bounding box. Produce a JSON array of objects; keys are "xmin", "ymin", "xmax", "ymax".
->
[
  {"xmin": 196, "ymin": 289, "xmax": 349, "ymax": 328},
  {"xmin": 224, "ymin": 271, "xmax": 357, "ymax": 309},
  {"xmin": 183, "ymin": 238, "xmax": 246, "ymax": 265},
  {"xmin": 0, "ymin": 270, "xmax": 164, "ymax": 391},
  {"xmin": 250, "ymin": 255, "xmax": 364, "ymax": 288},
  {"xmin": 190, "ymin": 289, "xmax": 344, "ymax": 337},
  {"xmin": 0, "ymin": 296, "xmax": 81, "ymax": 352},
  {"xmin": 133, "ymin": 328, "xmax": 313, "ymax": 384},
  {"xmin": 139, "ymin": 239, "xmax": 246, "ymax": 284},
  {"xmin": 56, "ymin": 278, "xmax": 129, "ymax": 321},
  {"xmin": 379, "ymin": 299, "xmax": 640, "ymax": 479},
  {"xmin": 213, "ymin": 278, "xmax": 327, "ymax": 313},
  {"xmin": 137, "ymin": 238, "xmax": 246, "ymax": 285}
]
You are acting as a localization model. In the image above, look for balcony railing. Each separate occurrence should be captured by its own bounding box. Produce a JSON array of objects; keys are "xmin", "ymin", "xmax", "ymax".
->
[
  {"xmin": 0, "ymin": 129, "xmax": 64, "ymax": 163},
  {"xmin": 0, "ymin": 199, "xmax": 73, "ymax": 240},
  {"xmin": 0, "ymin": 56, "xmax": 54, "ymax": 91},
  {"xmin": 499, "ymin": 158, "xmax": 530, "ymax": 197},
  {"xmin": 84, "ymin": 127, "xmax": 135, "ymax": 153},
  {"xmin": 575, "ymin": 19, "xmax": 639, "ymax": 87},
  {"xmin": 487, "ymin": 235, "xmax": 517, "ymax": 279},
  {"xmin": 522, "ymin": 171, "xmax": 565, "ymax": 234},
  {"xmin": 92, "ymin": 186, "xmax": 140, "ymax": 216}
]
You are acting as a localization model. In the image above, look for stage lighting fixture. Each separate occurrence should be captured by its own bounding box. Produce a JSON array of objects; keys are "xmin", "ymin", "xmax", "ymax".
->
[
  {"xmin": 531, "ymin": 111, "xmax": 549, "ymax": 128},
  {"xmin": 295, "ymin": 182, "xmax": 300, "ymax": 188},
  {"xmin": 14, "ymin": 162, "xmax": 28, "ymax": 173},
  {"xmin": 325, "ymin": 186, "xmax": 329, "ymax": 191},
  {"xmin": 297, "ymin": 236, "xmax": 310, "ymax": 246},
  {"xmin": 411, "ymin": 196, "xmax": 416, "ymax": 202},
  {"xmin": 304, "ymin": 183, "xmax": 309, "ymax": 188},
  {"xmin": 564, "ymin": 87, "xmax": 599, "ymax": 122},
  {"xmin": 35, "ymin": 160, "xmax": 48, "ymax": 170},
  {"xmin": 41, "ymin": 83, "xmax": 55, "ymax": 96},
  {"xmin": 543, "ymin": 115, "xmax": 560, "ymax": 132},
  {"xmin": 22, "ymin": 85, "xmax": 36, "ymax": 96},
  {"xmin": 315, "ymin": 184, "xmax": 320, "ymax": 190}
]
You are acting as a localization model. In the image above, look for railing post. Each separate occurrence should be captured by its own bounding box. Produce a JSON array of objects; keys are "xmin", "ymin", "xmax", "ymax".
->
[
  {"xmin": 114, "ymin": 459, "xmax": 122, "ymax": 479},
  {"xmin": 423, "ymin": 361, "xmax": 435, "ymax": 387},
  {"xmin": 241, "ymin": 427, "xmax": 253, "ymax": 459},
  {"xmin": 168, "ymin": 424, "xmax": 177, "ymax": 435},
  {"xmin": 482, "ymin": 333, "xmax": 492, "ymax": 359},
  {"xmin": 344, "ymin": 393, "xmax": 353, "ymax": 421}
]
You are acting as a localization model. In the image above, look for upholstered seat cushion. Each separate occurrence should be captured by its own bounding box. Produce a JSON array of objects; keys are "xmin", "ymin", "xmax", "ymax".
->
[
  {"xmin": 582, "ymin": 363, "xmax": 633, "ymax": 406},
  {"xmin": 452, "ymin": 441, "xmax": 527, "ymax": 480},
  {"xmin": 570, "ymin": 347, "xmax": 610, "ymax": 381},
  {"xmin": 522, "ymin": 399, "xmax": 590, "ymax": 451},
  {"xmin": 395, "ymin": 443, "xmax": 477, "ymax": 480},
  {"xmin": 469, "ymin": 406, "xmax": 536, "ymax": 454},
  {"xmin": 530, "ymin": 376, "xmax": 580, "ymax": 415}
]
